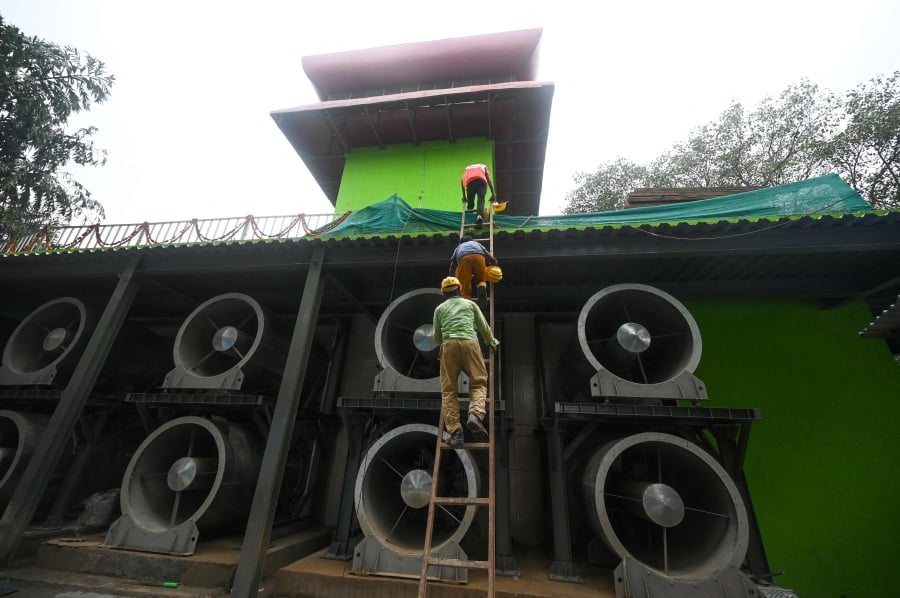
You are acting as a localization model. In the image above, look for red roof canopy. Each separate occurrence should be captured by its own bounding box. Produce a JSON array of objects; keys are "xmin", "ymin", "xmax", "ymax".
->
[{"xmin": 302, "ymin": 29, "xmax": 543, "ymax": 100}]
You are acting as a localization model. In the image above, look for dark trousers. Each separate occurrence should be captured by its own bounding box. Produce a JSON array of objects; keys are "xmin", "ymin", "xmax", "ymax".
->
[{"xmin": 466, "ymin": 179, "xmax": 487, "ymax": 214}]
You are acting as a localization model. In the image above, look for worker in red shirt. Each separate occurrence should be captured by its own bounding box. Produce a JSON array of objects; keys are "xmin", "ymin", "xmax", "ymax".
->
[{"xmin": 460, "ymin": 163, "xmax": 496, "ymax": 227}]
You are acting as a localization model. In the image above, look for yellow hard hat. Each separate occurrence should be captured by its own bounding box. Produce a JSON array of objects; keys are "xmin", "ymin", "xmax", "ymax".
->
[
  {"xmin": 485, "ymin": 265, "xmax": 503, "ymax": 283},
  {"xmin": 441, "ymin": 276, "xmax": 461, "ymax": 293}
]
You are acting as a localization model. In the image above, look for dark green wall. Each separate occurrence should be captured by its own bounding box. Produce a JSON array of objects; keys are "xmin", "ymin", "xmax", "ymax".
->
[
  {"xmin": 686, "ymin": 298, "xmax": 900, "ymax": 598},
  {"xmin": 335, "ymin": 138, "xmax": 494, "ymax": 213}
]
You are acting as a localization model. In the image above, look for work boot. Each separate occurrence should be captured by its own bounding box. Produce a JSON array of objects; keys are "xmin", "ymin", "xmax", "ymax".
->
[
  {"xmin": 476, "ymin": 285, "xmax": 487, "ymax": 308},
  {"xmin": 448, "ymin": 429, "xmax": 465, "ymax": 447},
  {"xmin": 466, "ymin": 198, "xmax": 474, "ymax": 210},
  {"xmin": 466, "ymin": 414, "xmax": 489, "ymax": 442},
  {"xmin": 475, "ymin": 214, "xmax": 483, "ymax": 227}
]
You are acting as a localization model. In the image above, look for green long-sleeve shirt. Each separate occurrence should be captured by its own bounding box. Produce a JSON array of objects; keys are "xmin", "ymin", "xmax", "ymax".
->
[{"xmin": 433, "ymin": 296, "xmax": 500, "ymax": 347}]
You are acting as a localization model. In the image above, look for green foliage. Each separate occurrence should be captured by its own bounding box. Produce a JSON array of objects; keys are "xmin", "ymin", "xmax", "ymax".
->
[
  {"xmin": 565, "ymin": 75, "xmax": 900, "ymax": 213},
  {"xmin": 0, "ymin": 14, "xmax": 114, "ymax": 239},
  {"xmin": 563, "ymin": 158, "xmax": 648, "ymax": 214},
  {"xmin": 823, "ymin": 72, "xmax": 900, "ymax": 210}
]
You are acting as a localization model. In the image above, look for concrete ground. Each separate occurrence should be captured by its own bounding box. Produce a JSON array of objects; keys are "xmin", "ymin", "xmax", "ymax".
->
[
  {"xmin": 1, "ymin": 574, "xmax": 225, "ymax": 598},
  {"xmin": 1, "ymin": 527, "xmax": 616, "ymax": 598},
  {"xmin": 2, "ymin": 585, "xmax": 123, "ymax": 598}
]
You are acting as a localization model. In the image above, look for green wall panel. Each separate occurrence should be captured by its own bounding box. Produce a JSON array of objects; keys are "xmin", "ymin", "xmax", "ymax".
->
[
  {"xmin": 335, "ymin": 138, "xmax": 494, "ymax": 213},
  {"xmin": 685, "ymin": 298, "xmax": 900, "ymax": 598}
]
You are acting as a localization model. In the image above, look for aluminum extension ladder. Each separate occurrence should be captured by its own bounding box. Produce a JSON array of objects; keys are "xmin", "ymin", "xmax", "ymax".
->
[{"xmin": 417, "ymin": 202, "xmax": 498, "ymax": 597}]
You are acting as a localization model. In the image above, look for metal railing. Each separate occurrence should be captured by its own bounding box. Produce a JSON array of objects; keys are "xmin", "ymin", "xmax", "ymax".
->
[{"xmin": 1, "ymin": 212, "xmax": 351, "ymax": 255}]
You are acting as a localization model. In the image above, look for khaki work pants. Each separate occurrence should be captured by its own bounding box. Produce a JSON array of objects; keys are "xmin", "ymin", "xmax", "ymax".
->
[{"xmin": 439, "ymin": 338, "xmax": 487, "ymax": 434}]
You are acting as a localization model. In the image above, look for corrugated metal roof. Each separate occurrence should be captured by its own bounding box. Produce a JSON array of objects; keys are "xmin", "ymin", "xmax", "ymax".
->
[{"xmin": 2, "ymin": 211, "xmax": 898, "ymax": 322}]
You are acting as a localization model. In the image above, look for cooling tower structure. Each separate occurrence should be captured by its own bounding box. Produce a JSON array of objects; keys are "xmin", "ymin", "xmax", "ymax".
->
[
  {"xmin": 352, "ymin": 423, "xmax": 481, "ymax": 581},
  {"xmin": 373, "ymin": 289, "xmax": 469, "ymax": 396},
  {"xmin": 163, "ymin": 293, "xmax": 288, "ymax": 391},
  {"xmin": 577, "ymin": 284, "xmax": 707, "ymax": 402},
  {"xmin": 0, "ymin": 297, "xmax": 94, "ymax": 386},
  {"xmin": 104, "ymin": 416, "xmax": 262, "ymax": 555}
]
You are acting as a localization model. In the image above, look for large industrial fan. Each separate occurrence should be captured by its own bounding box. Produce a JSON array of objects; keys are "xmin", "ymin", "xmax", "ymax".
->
[
  {"xmin": 576, "ymin": 284, "xmax": 707, "ymax": 402},
  {"xmin": 163, "ymin": 293, "xmax": 288, "ymax": 391},
  {"xmin": 581, "ymin": 432, "xmax": 759, "ymax": 596},
  {"xmin": 352, "ymin": 423, "xmax": 481, "ymax": 581},
  {"xmin": 0, "ymin": 297, "xmax": 94, "ymax": 386},
  {"xmin": 103, "ymin": 416, "xmax": 263, "ymax": 555},
  {"xmin": 0, "ymin": 410, "xmax": 49, "ymax": 508},
  {"xmin": 373, "ymin": 289, "xmax": 469, "ymax": 395}
]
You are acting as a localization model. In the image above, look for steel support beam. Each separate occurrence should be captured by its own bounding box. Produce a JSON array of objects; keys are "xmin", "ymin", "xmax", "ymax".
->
[
  {"xmin": 494, "ymin": 422, "xmax": 519, "ymax": 576},
  {"xmin": 325, "ymin": 273, "xmax": 380, "ymax": 324},
  {"xmin": 404, "ymin": 100, "xmax": 419, "ymax": 146},
  {"xmin": 42, "ymin": 415, "xmax": 108, "ymax": 528},
  {"xmin": 321, "ymin": 412, "xmax": 367, "ymax": 560},
  {"xmin": 362, "ymin": 105, "xmax": 384, "ymax": 149},
  {"xmin": 0, "ymin": 257, "xmax": 141, "ymax": 564},
  {"xmin": 317, "ymin": 319, "xmax": 350, "ymax": 415},
  {"xmin": 321, "ymin": 110, "xmax": 349, "ymax": 155},
  {"xmin": 715, "ymin": 422, "xmax": 772, "ymax": 578},
  {"xmin": 443, "ymin": 96, "xmax": 454, "ymax": 144},
  {"xmin": 231, "ymin": 246, "xmax": 326, "ymax": 597},
  {"xmin": 545, "ymin": 413, "xmax": 582, "ymax": 583}
]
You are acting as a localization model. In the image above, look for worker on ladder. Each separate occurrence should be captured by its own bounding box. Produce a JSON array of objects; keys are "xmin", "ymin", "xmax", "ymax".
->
[
  {"xmin": 460, "ymin": 163, "xmax": 496, "ymax": 227},
  {"xmin": 433, "ymin": 276, "xmax": 500, "ymax": 447},
  {"xmin": 449, "ymin": 234, "xmax": 498, "ymax": 307}
]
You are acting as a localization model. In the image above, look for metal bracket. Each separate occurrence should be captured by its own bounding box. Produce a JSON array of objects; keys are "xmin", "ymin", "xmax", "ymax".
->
[
  {"xmin": 373, "ymin": 368, "xmax": 469, "ymax": 396},
  {"xmin": 548, "ymin": 559, "xmax": 583, "ymax": 584},
  {"xmin": 352, "ymin": 534, "xmax": 469, "ymax": 582},
  {"xmin": 103, "ymin": 513, "xmax": 200, "ymax": 556},
  {"xmin": 163, "ymin": 365, "xmax": 245, "ymax": 391},
  {"xmin": 614, "ymin": 557, "xmax": 755, "ymax": 598},
  {"xmin": 590, "ymin": 370, "xmax": 708, "ymax": 402}
]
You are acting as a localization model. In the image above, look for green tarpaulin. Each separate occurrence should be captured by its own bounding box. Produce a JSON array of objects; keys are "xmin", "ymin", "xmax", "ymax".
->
[{"xmin": 314, "ymin": 173, "xmax": 874, "ymax": 237}]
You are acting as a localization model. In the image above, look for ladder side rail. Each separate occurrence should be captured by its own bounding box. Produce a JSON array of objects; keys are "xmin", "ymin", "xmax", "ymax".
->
[
  {"xmin": 417, "ymin": 409, "xmax": 446, "ymax": 598},
  {"xmin": 487, "ymin": 205, "xmax": 496, "ymax": 595},
  {"xmin": 420, "ymin": 204, "xmax": 497, "ymax": 597}
]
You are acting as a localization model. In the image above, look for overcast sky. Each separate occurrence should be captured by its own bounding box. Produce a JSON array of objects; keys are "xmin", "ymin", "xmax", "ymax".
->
[{"xmin": 2, "ymin": 0, "xmax": 898, "ymax": 223}]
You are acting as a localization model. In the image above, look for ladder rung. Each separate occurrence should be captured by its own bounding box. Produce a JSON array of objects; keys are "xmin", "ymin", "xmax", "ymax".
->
[
  {"xmin": 435, "ymin": 496, "xmax": 490, "ymax": 506},
  {"xmin": 440, "ymin": 441, "xmax": 491, "ymax": 449},
  {"xmin": 426, "ymin": 556, "xmax": 491, "ymax": 570}
]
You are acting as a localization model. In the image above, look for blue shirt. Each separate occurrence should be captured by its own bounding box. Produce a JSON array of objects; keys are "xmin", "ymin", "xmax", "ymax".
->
[{"xmin": 452, "ymin": 240, "xmax": 488, "ymax": 261}]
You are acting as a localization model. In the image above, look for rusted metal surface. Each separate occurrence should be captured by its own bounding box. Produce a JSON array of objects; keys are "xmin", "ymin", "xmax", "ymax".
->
[{"xmin": 624, "ymin": 187, "xmax": 764, "ymax": 208}]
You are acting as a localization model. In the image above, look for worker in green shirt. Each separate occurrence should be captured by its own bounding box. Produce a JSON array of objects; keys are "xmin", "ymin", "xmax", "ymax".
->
[{"xmin": 432, "ymin": 276, "xmax": 500, "ymax": 447}]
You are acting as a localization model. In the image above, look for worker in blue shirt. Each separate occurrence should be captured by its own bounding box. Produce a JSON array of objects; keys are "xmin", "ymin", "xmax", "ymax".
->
[{"xmin": 449, "ymin": 235, "xmax": 498, "ymax": 307}]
